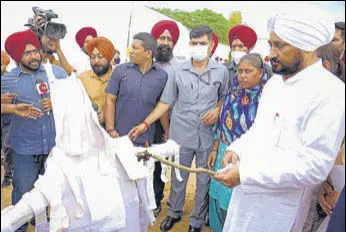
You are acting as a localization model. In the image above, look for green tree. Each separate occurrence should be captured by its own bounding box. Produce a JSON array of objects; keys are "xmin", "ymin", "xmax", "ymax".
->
[
  {"xmin": 228, "ymin": 11, "xmax": 242, "ymax": 29},
  {"xmin": 150, "ymin": 7, "xmax": 241, "ymax": 45}
]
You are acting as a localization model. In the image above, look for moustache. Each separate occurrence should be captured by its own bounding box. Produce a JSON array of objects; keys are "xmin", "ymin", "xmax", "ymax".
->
[
  {"xmin": 29, "ymin": 59, "xmax": 40, "ymax": 64},
  {"xmin": 157, "ymin": 44, "xmax": 171, "ymax": 52},
  {"xmin": 270, "ymin": 57, "xmax": 281, "ymax": 64}
]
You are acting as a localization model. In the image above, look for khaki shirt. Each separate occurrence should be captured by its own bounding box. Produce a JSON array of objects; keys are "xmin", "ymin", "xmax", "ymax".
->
[{"xmin": 79, "ymin": 68, "xmax": 113, "ymax": 112}]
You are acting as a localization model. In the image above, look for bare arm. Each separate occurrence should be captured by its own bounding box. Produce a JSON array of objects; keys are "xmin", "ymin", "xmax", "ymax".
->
[
  {"xmin": 160, "ymin": 111, "xmax": 170, "ymax": 132},
  {"xmin": 1, "ymin": 103, "xmax": 16, "ymax": 114},
  {"xmin": 104, "ymin": 93, "xmax": 119, "ymax": 137},
  {"xmin": 160, "ymin": 111, "xmax": 170, "ymax": 141},
  {"xmin": 128, "ymin": 102, "xmax": 170, "ymax": 141},
  {"xmin": 201, "ymin": 100, "xmax": 223, "ymax": 125},
  {"xmin": 1, "ymin": 103, "xmax": 43, "ymax": 119},
  {"xmin": 56, "ymin": 45, "xmax": 75, "ymax": 76}
]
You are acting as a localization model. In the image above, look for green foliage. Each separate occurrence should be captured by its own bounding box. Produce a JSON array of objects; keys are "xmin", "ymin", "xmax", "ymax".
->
[
  {"xmin": 228, "ymin": 11, "xmax": 242, "ymax": 28},
  {"xmin": 150, "ymin": 7, "xmax": 242, "ymax": 45}
]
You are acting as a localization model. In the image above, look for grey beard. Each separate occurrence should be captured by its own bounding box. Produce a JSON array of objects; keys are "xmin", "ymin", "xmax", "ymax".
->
[{"xmin": 92, "ymin": 63, "xmax": 111, "ymax": 76}]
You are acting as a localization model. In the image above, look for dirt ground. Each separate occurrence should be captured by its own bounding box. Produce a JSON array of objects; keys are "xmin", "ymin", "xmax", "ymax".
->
[{"xmin": 1, "ymin": 164, "xmax": 212, "ymax": 232}]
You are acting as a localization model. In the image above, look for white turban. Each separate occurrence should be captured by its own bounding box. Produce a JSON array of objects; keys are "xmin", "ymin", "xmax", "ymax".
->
[{"xmin": 267, "ymin": 7, "xmax": 335, "ymax": 52}]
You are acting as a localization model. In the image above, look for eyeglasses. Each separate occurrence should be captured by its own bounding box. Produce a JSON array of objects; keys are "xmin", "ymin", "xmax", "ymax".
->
[{"xmin": 23, "ymin": 49, "xmax": 39, "ymax": 57}]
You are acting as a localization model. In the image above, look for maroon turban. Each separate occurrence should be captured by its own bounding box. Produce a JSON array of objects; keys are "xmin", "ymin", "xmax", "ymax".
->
[
  {"xmin": 211, "ymin": 32, "xmax": 219, "ymax": 55},
  {"xmin": 5, "ymin": 29, "xmax": 40, "ymax": 63},
  {"xmin": 228, "ymin": 25, "xmax": 257, "ymax": 50},
  {"xmin": 75, "ymin": 27, "xmax": 98, "ymax": 48},
  {"xmin": 151, "ymin": 20, "xmax": 180, "ymax": 46}
]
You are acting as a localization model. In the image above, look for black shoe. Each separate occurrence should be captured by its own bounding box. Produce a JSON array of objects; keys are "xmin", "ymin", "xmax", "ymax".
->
[
  {"xmin": 30, "ymin": 217, "xmax": 35, "ymax": 226},
  {"xmin": 188, "ymin": 225, "xmax": 201, "ymax": 232},
  {"xmin": 205, "ymin": 211, "xmax": 210, "ymax": 227},
  {"xmin": 160, "ymin": 216, "xmax": 181, "ymax": 231},
  {"xmin": 154, "ymin": 204, "xmax": 162, "ymax": 217},
  {"xmin": 1, "ymin": 178, "xmax": 11, "ymax": 187}
]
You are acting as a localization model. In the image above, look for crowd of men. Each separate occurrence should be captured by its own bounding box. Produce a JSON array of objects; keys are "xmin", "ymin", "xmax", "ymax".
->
[{"xmin": 1, "ymin": 5, "xmax": 345, "ymax": 232}]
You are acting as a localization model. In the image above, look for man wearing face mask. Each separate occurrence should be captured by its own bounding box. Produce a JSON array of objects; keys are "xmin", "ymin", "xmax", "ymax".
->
[
  {"xmin": 129, "ymin": 25, "xmax": 229, "ymax": 232},
  {"xmin": 79, "ymin": 37, "xmax": 115, "ymax": 126},
  {"xmin": 224, "ymin": 25, "xmax": 273, "ymax": 89},
  {"xmin": 110, "ymin": 49, "xmax": 121, "ymax": 68}
]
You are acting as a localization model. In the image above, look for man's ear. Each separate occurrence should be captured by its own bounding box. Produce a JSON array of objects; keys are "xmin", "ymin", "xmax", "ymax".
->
[
  {"xmin": 322, "ymin": 60, "xmax": 331, "ymax": 71},
  {"xmin": 146, "ymin": 50, "xmax": 153, "ymax": 59}
]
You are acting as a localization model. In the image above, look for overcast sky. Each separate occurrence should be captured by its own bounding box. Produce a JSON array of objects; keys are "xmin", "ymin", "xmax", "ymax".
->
[
  {"xmin": 144, "ymin": 1, "xmax": 345, "ymax": 38},
  {"xmin": 1, "ymin": 1, "xmax": 345, "ymax": 69}
]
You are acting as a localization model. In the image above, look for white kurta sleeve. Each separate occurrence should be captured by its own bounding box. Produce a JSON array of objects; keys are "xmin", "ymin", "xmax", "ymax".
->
[{"xmin": 240, "ymin": 91, "xmax": 345, "ymax": 194}]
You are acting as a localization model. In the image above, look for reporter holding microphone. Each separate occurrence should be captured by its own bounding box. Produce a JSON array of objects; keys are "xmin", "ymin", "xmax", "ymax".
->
[{"xmin": 1, "ymin": 30, "xmax": 67, "ymax": 232}]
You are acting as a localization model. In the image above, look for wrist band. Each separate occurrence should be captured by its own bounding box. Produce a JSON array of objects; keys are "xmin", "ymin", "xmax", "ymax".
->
[
  {"xmin": 107, "ymin": 128, "xmax": 115, "ymax": 133},
  {"xmin": 143, "ymin": 121, "xmax": 150, "ymax": 130}
]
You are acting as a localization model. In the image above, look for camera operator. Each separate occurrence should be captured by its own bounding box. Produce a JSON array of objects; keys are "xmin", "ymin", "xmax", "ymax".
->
[{"xmin": 28, "ymin": 7, "xmax": 75, "ymax": 76}]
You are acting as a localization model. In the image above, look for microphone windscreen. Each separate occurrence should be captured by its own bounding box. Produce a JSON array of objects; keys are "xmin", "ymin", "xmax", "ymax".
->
[{"xmin": 92, "ymin": 103, "xmax": 99, "ymax": 112}]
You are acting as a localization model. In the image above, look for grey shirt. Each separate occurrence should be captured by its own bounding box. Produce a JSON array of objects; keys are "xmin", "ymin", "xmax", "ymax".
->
[{"xmin": 160, "ymin": 59, "xmax": 229, "ymax": 150}]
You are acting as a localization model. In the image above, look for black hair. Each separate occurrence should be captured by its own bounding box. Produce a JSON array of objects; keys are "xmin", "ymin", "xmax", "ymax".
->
[
  {"xmin": 189, "ymin": 25, "xmax": 213, "ymax": 41},
  {"xmin": 133, "ymin": 32, "xmax": 157, "ymax": 57},
  {"xmin": 238, "ymin": 53, "xmax": 264, "ymax": 70},
  {"xmin": 335, "ymin": 22, "xmax": 345, "ymax": 41}
]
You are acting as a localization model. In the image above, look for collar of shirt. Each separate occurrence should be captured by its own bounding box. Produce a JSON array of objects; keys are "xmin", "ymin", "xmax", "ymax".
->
[
  {"xmin": 182, "ymin": 58, "xmax": 219, "ymax": 83},
  {"xmin": 17, "ymin": 63, "xmax": 46, "ymax": 77},
  {"xmin": 128, "ymin": 61, "xmax": 158, "ymax": 74},
  {"xmin": 89, "ymin": 67, "xmax": 113, "ymax": 83},
  {"xmin": 282, "ymin": 59, "xmax": 322, "ymax": 86},
  {"xmin": 224, "ymin": 60, "xmax": 237, "ymax": 70}
]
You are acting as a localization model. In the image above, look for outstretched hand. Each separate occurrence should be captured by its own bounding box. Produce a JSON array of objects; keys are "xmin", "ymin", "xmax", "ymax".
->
[{"xmin": 15, "ymin": 104, "xmax": 43, "ymax": 120}]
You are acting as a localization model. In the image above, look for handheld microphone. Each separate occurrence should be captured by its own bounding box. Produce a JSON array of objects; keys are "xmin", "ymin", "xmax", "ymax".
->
[
  {"xmin": 92, "ymin": 103, "xmax": 101, "ymax": 115},
  {"xmin": 36, "ymin": 78, "xmax": 50, "ymax": 115}
]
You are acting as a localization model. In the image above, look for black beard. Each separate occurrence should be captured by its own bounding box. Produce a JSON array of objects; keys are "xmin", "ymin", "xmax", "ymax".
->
[
  {"xmin": 92, "ymin": 62, "xmax": 111, "ymax": 76},
  {"xmin": 270, "ymin": 53, "xmax": 303, "ymax": 76},
  {"xmin": 155, "ymin": 44, "xmax": 173, "ymax": 63},
  {"xmin": 20, "ymin": 59, "xmax": 41, "ymax": 72}
]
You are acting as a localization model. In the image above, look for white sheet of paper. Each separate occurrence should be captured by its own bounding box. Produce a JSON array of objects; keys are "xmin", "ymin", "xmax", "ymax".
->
[{"xmin": 330, "ymin": 165, "xmax": 345, "ymax": 192}]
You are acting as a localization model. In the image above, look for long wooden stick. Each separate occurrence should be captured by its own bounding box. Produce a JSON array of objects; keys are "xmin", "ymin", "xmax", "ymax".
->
[{"xmin": 136, "ymin": 151, "xmax": 216, "ymax": 175}]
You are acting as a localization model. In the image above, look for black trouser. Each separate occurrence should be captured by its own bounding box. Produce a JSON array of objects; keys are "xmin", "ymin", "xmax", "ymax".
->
[{"xmin": 153, "ymin": 121, "xmax": 165, "ymax": 207}]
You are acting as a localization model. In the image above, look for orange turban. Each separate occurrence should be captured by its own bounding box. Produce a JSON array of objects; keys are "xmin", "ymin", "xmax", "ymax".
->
[
  {"xmin": 1, "ymin": 51, "xmax": 10, "ymax": 66},
  {"xmin": 87, "ymin": 37, "xmax": 115, "ymax": 62},
  {"xmin": 151, "ymin": 20, "xmax": 180, "ymax": 46},
  {"xmin": 5, "ymin": 29, "xmax": 40, "ymax": 63}
]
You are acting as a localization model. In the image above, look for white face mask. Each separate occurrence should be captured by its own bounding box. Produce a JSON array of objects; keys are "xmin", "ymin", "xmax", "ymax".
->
[
  {"xmin": 189, "ymin": 45, "xmax": 209, "ymax": 62},
  {"xmin": 231, "ymin": 51, "xmax": 247, "ymax": 65}
]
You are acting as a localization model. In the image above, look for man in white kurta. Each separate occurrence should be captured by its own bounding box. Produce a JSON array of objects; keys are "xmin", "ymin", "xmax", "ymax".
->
[{"xmin": 213, "ymin": 7, "xmax": 345, "ymax": 232}]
